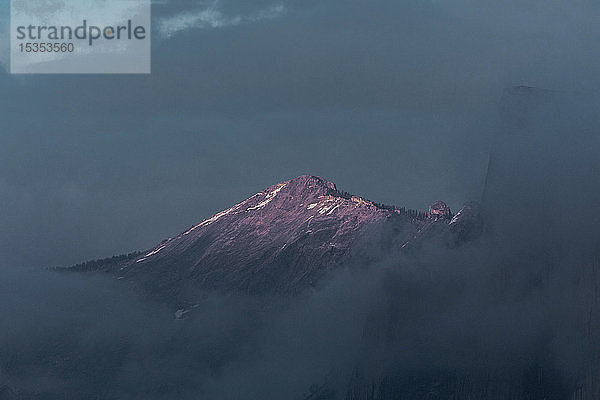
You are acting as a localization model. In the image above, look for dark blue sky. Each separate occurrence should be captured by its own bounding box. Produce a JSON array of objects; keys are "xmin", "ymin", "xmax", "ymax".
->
[{"xmin": 1, "ymin": 0, "xmax": 600, "ymax": 268}]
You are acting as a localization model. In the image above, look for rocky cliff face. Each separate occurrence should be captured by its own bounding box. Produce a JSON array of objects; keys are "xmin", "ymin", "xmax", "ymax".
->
[{"xmin": 67, "ymin": 175, "xmax": 480, "ymax": 301}]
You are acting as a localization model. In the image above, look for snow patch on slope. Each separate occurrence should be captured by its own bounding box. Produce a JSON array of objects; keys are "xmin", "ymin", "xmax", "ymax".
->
[
  {"xmin": 183, "ymin": 203, "xmax": 244, "ymax": 235},
  {"xmin": 449, "ymin": 210, "xmax": 463, "ymax": 225},
  {"xmin": 247, "ymin": 183, "xmax": 287, "ymax": 211},
  {"xmin": 326, "ymin": 204, "xmax": 340, "ymax": 215},
  {"xmin": 136, "ymin": 244, "xmax": 168, "ymax": 263}
]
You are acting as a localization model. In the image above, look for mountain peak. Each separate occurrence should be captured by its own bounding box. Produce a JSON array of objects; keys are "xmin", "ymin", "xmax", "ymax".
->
[
  {"xmin": 65, "ymin": 176, "xmax": 480, "ymax": 298},
  {"xmin": 272, "ymin": 175, "xmax": 338, "ymax": 198},
  {"xmin": 288, "ymin": 174, "xmax": 336, "ymax": 189}
]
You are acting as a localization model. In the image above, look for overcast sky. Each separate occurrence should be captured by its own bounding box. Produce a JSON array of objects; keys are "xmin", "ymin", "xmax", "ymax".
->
[{"xmin": 2, "ymin": 0, "xmax": 600, "ymax": 268}]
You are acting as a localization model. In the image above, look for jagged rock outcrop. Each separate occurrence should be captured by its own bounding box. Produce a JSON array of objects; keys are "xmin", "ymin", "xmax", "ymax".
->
[{"xmin": 428, "ymin": 201, "xmax": 452, "ymax": 220}]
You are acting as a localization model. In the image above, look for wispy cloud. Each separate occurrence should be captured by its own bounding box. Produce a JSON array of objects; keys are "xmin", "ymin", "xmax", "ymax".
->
[{"xmin": 157, "ymin": 2, "xmax": 285, "ymax": 39}]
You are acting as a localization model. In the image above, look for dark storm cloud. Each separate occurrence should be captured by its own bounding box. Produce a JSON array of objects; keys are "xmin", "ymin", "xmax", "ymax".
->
[{"xmin": 0, "ymin": 0, "xmax": 599, "ymax": 268}]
